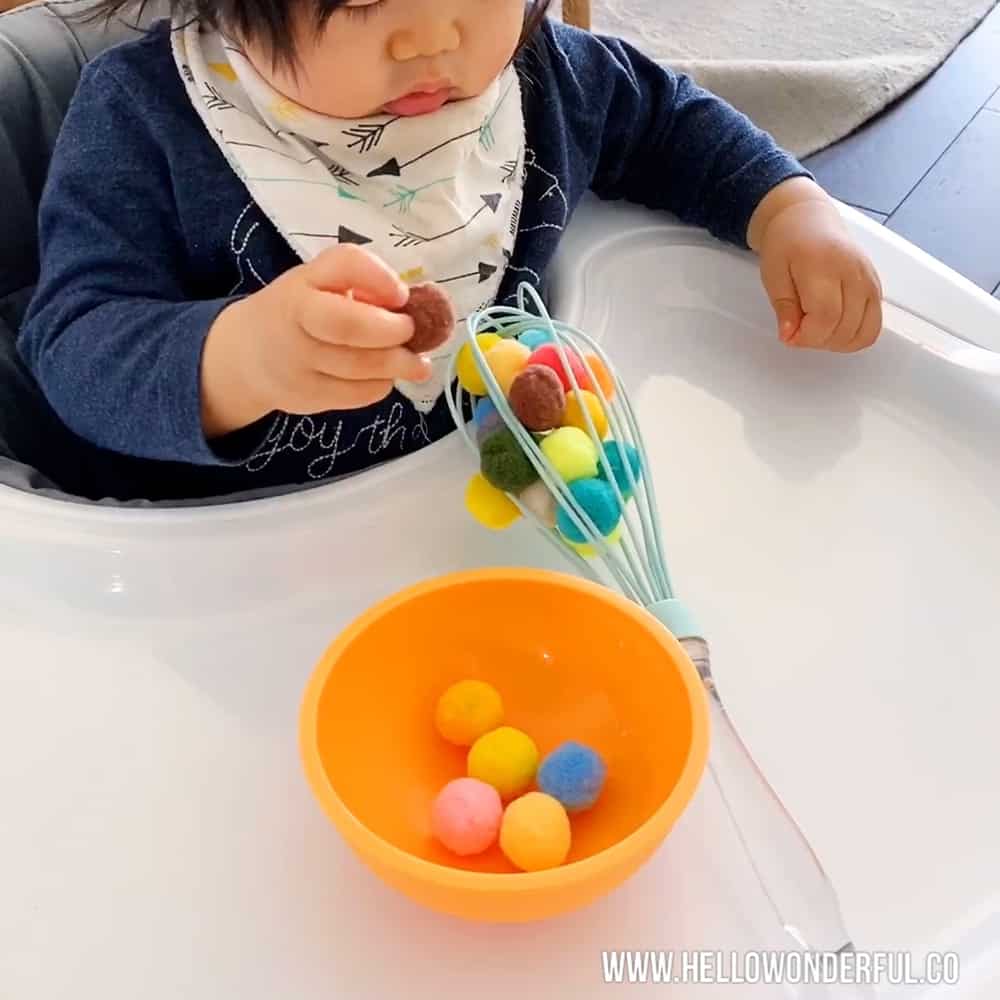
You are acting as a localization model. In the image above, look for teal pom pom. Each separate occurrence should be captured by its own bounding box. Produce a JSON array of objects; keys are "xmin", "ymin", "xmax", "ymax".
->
[
  {"xmin": 598, "ymin": 441, "xmax": 642, "ymax": 497},
  {"xmin": 556, "ymin": 478, "xmax": 621, "ymax": 543},
  {"xmin": 537, "ymin": 741, "xmax": 607, "ymax": 812},
  {"xmin": 518, "ymin": 328, "xmax": 554, "ymax": 350},
  {"xmin": 480, "ymin": 428, "xmax": 539, "ymax": 493}
]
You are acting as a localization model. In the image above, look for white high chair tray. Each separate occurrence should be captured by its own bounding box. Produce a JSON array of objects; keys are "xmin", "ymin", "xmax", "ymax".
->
[{"xmin": 2, "ymin": 198, "xmax": 999, "ymax": 999}]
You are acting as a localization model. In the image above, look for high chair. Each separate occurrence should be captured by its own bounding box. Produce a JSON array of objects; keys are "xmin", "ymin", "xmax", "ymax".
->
[{"xmin": 1, "ymin": 4, "xmax": 1000, "ymax": 997}]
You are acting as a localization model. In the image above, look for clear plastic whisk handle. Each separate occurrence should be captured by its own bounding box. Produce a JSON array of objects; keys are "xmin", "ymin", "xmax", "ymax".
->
[{"xmin": 680, "ymin": 635, "xmax": 857, "ymax": 957}]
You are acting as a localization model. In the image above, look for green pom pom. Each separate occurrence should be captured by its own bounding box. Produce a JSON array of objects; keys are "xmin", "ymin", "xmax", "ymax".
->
[{"xmin": 480, "ymin": 428, "xmax": 539, "ymax": 493}]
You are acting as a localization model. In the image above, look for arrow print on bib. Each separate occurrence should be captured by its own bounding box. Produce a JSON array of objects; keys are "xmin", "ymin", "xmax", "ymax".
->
[
  {"xmin": 390, "ymin": 193, "xmax": 502, "ymax": 248},
  {"xmin": 287, "ymin": 225, "xmax": 372, "ymax": 246},
  {"xmin": 439, "ymin": 262, "xmax": 499, "ymax": 285}
]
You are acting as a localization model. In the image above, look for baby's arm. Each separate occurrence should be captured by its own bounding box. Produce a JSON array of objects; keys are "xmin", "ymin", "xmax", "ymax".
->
[
  {"xmin": 17, "ymin": 62, "xmax": 242, "ymax": 464},
  {"xmin": 541, "ymin": 22, "xmax": 881, "ymax": 351}
]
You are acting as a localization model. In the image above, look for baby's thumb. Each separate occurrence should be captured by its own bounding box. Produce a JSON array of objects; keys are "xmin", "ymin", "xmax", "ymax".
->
[{"xmin": 761, "ymin": 258, "xmax": 803, "ymax": 343}]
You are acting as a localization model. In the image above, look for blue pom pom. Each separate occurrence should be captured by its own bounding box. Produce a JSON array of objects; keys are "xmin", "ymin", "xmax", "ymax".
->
[
  {"xmin": 518, "ymin": 328, "xmax": 554, "ymax": 350},
  {"xmin": 474, "ymin": 397, "xmax": 498, "ymax": 428},
  {"xmin": 598, "ymin": 441, "xmax": 642, "ymax": 497},
  {"xmin": 556, "ymin": 478, "xmax": 621, "ymax": 543},
  {"xmin": 538, "ymin": 742, "xmax": 607, "ymax": 812}
]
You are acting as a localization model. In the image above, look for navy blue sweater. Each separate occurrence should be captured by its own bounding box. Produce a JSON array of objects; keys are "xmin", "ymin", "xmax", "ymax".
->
[{"xmin": 18, "ymin": 18, "xmax": 807, "ymax": 495}]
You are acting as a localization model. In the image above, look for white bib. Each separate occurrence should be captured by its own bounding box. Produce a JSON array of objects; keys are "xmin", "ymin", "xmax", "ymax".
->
[{"xmin": 172, "ymin": 20, "xmax": 525, "ymax": 413}]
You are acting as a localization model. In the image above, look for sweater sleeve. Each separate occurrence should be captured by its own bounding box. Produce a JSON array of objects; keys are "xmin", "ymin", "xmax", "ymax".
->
[
  {"xmin": 539, "ymin": 22, "xmax": 812, "ymax": 248},
  {"xmin": 16, "ymin": 60, "xmax": 246, "ymax": 465}
]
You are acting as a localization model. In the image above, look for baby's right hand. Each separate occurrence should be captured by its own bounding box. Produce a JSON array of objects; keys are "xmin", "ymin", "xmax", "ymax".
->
[{"xmin": 201, "ymin": 246, "xmax": 430, "ymax": 438}]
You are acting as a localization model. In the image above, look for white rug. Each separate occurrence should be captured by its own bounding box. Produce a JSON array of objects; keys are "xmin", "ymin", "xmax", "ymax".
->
[{"xmin": 588, "ymin": 0, "xmax": 999, "ymax": 157}]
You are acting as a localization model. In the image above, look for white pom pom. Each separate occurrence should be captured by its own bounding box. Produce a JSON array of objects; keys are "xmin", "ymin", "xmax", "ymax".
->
[{"xmin": 519, "ymin": 479, "xmax": 557, "ymax": 528}]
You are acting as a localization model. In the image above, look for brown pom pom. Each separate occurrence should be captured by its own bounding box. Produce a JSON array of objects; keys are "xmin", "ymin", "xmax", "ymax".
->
[
  {"xmin": 401, "ymin": 282, "xmax": 456, "ymax": 354},
  {"xmin": 509, "ymin": 365, "xmax": 566, "ymax": 431}
]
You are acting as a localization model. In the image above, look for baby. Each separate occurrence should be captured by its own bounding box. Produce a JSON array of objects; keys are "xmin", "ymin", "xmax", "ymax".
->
[{"xmin": 17, "ymin": 0, "xmax": 882, "ymax": 499}]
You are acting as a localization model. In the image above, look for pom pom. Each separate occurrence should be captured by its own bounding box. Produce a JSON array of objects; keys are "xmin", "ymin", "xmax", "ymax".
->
[
  {"xmin": 527, "ymin": 344, "xmax": 592, "ymax": 393},
  {"xmin": 518, "ymin": 479, "xmax": 557, "ymax": 528},
  {"xmin": 597, "ymin": 441, "xmax": 642, "ymax": 498},
  {"xmin": 537, "ymin": 741, "xmax": 607, "ymax": 812},
  {"xmin": 508, "ymin": 365, "xmax": 566, "ymax": 432},
  {"xmin": 555, "ymin": 478, "xmax": 622, "ymax": 543},
  {"xmin": 484, "ymin": 339, "xmax": 531, "ymax": 396},
  {"xmin": 563, "ymin": 389, "xmax": 609, "ymax": 440},
  {"xmin": 431, "ymin": 778, "xmax": 503, "ymax": 856},
  {"xmin": 518, "ymin": 328, "xmax": 554, "ymax": 350},
  {"xmin": 499, "ymin": 792, "xmax": 572, "ymax": 871},
  {"xmin": 468, "ymin": 726, "xmax": 539, "ymax": 800},
  {"xmin": 465, "ymin": 473, "xmax": 521, "ymax": 530},
  {"xmin": 584, "ymin": 353, "xmax": 615, "ymax": 401},
  {"xmin": 474, "ymin": 397, "xmax": 497, "ymax": 428},
  {"xmin": 456, "ymin": 333, "xmax": 502, "ymax": 395},
  {"xmin": 401, "ymin": 282, "xmax": 456, "ymax": 354},
  {"xmin": 435, "ymin": 679, "xmax": 505, "ymax": 747},
  {"xmin": 476, "ymin": 411, "xmax": 504, "ymax": 445},
  {"xmin": 564, "ymin": 522, "xmax": 623, "ymax": 557},
  {"xmin": 480, "ymin": 428, "xmax": 539, "ymax": 493},
  {"xmin": 540, "ymin": 427, "xmax": 598, "ymax": 483}
]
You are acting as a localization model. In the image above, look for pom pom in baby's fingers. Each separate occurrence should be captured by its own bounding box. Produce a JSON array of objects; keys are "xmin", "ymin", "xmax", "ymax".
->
[{"xmin": 400, "ymin": 282, "xmax": 456, "ymax": 354}]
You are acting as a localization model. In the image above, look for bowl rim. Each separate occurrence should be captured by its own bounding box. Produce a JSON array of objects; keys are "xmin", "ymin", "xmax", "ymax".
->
[{"xmin": 299, "ymin": 567, "xmax": 710, "ymax": 889}]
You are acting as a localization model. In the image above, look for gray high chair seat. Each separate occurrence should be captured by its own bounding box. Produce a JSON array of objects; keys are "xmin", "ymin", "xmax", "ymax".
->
[{"xmin": 0, "ymin": 0, "xmax": 176, "ymax": 502}]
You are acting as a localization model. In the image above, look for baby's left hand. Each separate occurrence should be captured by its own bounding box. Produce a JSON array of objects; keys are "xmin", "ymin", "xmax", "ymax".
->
[{"xmin": 751, "ymin": 182, "xmax": 883, "ymax": 352}]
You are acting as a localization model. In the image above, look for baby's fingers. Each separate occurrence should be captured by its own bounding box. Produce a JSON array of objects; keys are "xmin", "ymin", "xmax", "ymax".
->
[
  {"xmin": 790, "ymin": 276, "xmax": 842, "ymax": 349},
  {"xmin": 299, "ymin": 287, "xmax": 415, "ymax": 349},
  {"xmin": 845, "ymin": 295, "xmax": 883, "ymax": 353},
  {"xmin": 305, "ymin": 244, "xmax": 409, "ymax": 309},
  {"xmin": 307, "ymin": 341, "xmax": 431, "ymax": 384}
]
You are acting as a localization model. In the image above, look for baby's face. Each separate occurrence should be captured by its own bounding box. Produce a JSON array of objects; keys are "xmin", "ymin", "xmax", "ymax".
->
[{"xmin": 246, "ymin": 0, "xmax": 528, "ymax": 119}]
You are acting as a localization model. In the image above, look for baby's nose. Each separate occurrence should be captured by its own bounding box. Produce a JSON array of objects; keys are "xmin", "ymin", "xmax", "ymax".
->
[{"xmin": 388, "ymin": 19, "xmax": 461, "ymax": 61}]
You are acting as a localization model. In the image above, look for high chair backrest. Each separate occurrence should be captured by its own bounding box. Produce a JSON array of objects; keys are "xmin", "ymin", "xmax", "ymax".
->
[{"xmin": 0, "ymin": 0, "xmax": 169, "ymax": 336}]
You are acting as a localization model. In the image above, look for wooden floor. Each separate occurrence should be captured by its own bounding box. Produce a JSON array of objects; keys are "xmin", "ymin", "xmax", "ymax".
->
[{"xmin": 805, "ymin": 4, "xmax": 1000, "ymax": 300}]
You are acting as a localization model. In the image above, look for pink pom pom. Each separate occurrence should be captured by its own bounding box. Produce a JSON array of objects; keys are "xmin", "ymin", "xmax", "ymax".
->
[{"xmin": 431, "ymin": 778, "xmax": 503, "ymax": 856}]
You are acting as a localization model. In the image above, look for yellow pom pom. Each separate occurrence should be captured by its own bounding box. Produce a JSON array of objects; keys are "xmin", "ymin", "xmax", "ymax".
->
[
  {"xmin": 563, "ymin": 389, "xmax": 609, "ymax": 439},
  {"xmin": 500, "ymin": 792, "xmax": 572, "ymax": 871},
  {"xmin": 564, "ymin": 521, "xmax": 623, "ymax": 557},
  {"xmin": 465, "ymin": 473, "xmax": 521, "ymax": 530},
  {"xmin": 456, "ymin": 333, "xmax": 502, "ymax": 395},
  {"xmin": 540, "ymin": 427, "xmax": 598, "ymax": 483},
  {"xmin": 468, "ymin": 726, "xmax": 539, "ymax": 800},
  {"xmin": 435, "ymin": 680, "xmax": 505, "ymax": 747},
  {"xmin": 484, "ymin": 339, "xmax": 531, "ymax": 397}
]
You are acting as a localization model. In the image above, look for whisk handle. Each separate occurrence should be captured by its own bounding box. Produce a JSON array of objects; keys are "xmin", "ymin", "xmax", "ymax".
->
[{"xmin": 648, "ymin": 601, "xmax": 858, "ymax": 959}]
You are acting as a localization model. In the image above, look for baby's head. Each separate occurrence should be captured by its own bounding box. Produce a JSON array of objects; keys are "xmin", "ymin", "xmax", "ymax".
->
[{"xmin": 93, "ymin": 0, "xmax": 551, "ymax": 118}]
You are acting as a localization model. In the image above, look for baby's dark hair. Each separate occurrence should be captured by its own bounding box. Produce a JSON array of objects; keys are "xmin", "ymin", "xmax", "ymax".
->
[{"xmin": 82, "ymin": 0, "xmax": 553, "ymax": 70}]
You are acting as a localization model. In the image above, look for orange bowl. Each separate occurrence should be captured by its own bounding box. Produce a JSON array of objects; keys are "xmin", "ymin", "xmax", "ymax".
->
[{"xmin": 299, "ymin": 568, "xmax": 710, "ymax": 923}]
